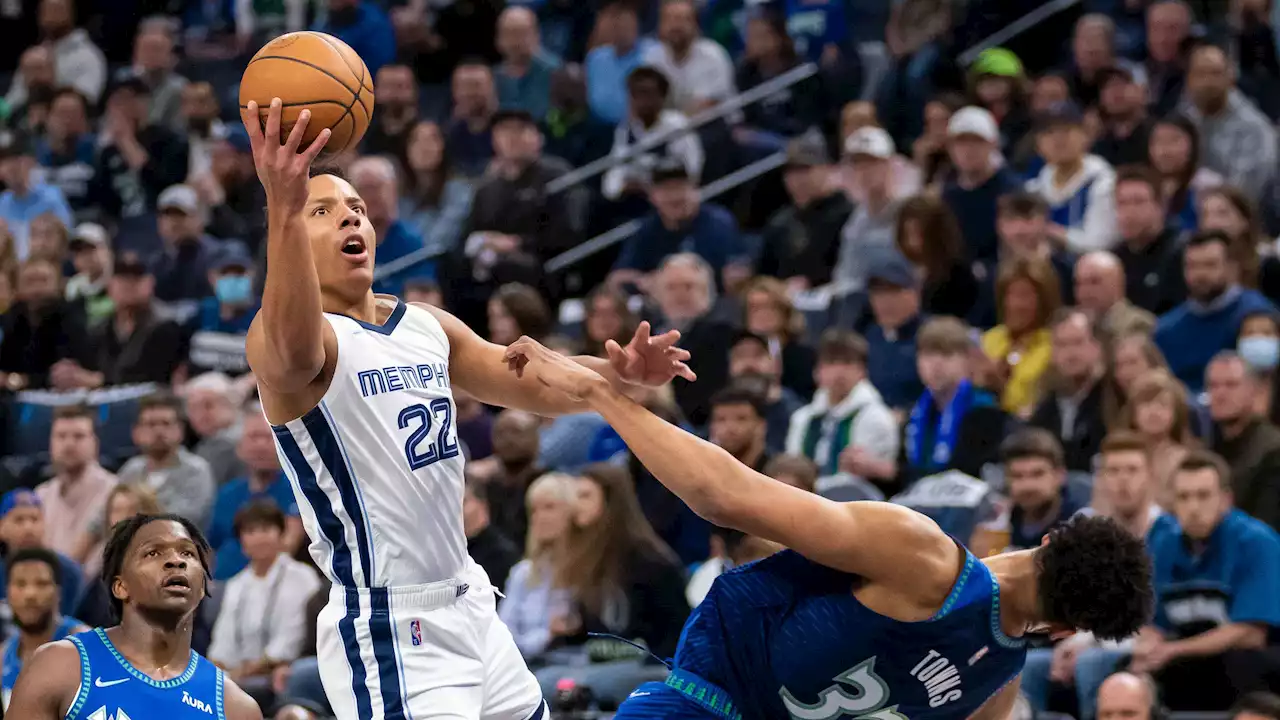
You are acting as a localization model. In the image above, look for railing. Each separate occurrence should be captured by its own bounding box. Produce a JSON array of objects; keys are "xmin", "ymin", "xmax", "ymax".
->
[
  {"xmin": 955, "ymin": 0, "xmax": 1084, "ymax": 66},
  {"xmin": 373, "ymin": 63, "xmax": 820, "ymax": 283}
]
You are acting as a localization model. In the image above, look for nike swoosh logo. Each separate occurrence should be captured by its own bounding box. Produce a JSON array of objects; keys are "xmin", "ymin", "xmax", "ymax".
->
[
  {"xmin": 628, "ymin": 691, "xmax": 650, "ymax": 698},
  {"xmin": 94, "ymin": 678, "xmax": 129, "ymax": 688}
]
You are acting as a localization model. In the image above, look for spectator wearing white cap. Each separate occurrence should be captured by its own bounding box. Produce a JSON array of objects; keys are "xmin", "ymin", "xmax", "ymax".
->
[
  {"xmin": 833, "ymin": 127, "xmax": 907, "ymax": 294},
  {"xmin": 941, "ymin": 106, "xmax": 1023, "ymax": 264},
  {"xmin": 150, "ymin": 183, "xmax": 228, "ymax": 314},
  {"xmin": 63, "ymin": 222, "xmax": 113, "ymax": 326}
]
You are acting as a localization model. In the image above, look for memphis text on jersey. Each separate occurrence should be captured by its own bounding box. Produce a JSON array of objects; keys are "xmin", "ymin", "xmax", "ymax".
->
[{"xmin": 357, "ymin": 362, "xmax": 450, "ymax": 398}]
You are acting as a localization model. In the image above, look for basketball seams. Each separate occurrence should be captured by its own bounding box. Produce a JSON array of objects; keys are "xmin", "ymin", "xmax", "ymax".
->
[
  {"xmin": 249, "ymin": 54, "xmax": 358, "ymax": 95},
  {"xmin": 314, "ymin": 33, "xmax": 372, "ymax": 122},
  {"xmin": 238, "ymin": 99, "xmax": 351, "ymax": 109}
]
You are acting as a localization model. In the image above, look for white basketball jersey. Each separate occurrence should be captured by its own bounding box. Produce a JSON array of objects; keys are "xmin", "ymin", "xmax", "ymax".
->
[{"xmin": 270, "ymin": 298, "xmax": 467, "ymax": 588}]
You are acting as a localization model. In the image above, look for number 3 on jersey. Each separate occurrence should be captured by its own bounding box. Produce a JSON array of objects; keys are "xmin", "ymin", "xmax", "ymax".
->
[{"xmin": 398, "ymin": 398, "xmax": 460, "ymax": 470}]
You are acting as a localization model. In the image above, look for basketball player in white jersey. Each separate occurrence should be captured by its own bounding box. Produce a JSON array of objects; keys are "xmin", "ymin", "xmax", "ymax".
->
[{"xmin": 238, "ymin": 101, "xmax": 695, "ymax": 720}]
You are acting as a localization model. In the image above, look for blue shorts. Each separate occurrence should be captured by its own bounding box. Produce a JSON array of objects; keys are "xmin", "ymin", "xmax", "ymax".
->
[{"xmin": 613, "ymin": 670, "xmax": 743, "ymax": 720}]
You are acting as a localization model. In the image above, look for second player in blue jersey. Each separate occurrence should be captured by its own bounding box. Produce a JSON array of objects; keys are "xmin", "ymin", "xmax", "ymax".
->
[{"xmin": 505, "ymin": 336, "xmax": 1156, "ymax": 720}]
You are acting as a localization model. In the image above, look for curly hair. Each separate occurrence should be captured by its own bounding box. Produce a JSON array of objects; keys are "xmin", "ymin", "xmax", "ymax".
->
[
  {"xmin": 1035, "ymin": 514, "xmax": 1153, "ymax": 640},
  {"xmin": 101, "ymin": 513, "xmax": 213, "ymax": 622}
]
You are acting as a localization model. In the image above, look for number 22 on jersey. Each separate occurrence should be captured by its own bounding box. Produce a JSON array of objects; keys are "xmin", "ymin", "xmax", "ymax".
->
[{"xmin": 398, "ymin": 398, "xmax": 460, "ymax": 470}]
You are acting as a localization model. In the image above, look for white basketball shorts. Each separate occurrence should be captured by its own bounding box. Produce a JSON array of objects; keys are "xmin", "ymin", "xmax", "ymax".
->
[{"xmin": 315, "ymin": 559, "xmax": 547, "ymax": 720}]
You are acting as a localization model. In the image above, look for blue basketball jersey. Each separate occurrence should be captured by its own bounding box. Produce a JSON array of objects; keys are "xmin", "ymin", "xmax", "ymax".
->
[
  {"xmin": 63, "ymin": 628, "xmax": 226, "ymax": 720},
  {"xmin": 673, "ymin": 549, "xmax": 1027, "ymax": 720},
  {"xmin": 1, "ymin": 616, "xmax": 82, "ymax": 709}
]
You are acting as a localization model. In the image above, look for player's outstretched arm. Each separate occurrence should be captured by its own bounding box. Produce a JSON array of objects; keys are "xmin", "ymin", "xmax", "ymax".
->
[
  {"xmin": 506, "ymin": 337, "xmax": 962, "ymax": 602},
  {"xmin": 5, "ymin": 640, "xmax": 81, "ymax": 719},
  {"xmin": 223, "ymin": 674, "xmax": 267, "ymax": 720},
  {"xmin": 241, "ymin": 99, "xmax": 334, "ymax": 394},
  {"xmin": 417, "ymin": 305, "xmax": 693, "ymax": 416}
]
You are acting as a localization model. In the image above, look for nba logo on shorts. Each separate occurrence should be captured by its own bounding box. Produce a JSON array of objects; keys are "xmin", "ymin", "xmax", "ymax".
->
[{"xmin": 410, "ymin": 620, "xmax": 422, "ymax": 646}]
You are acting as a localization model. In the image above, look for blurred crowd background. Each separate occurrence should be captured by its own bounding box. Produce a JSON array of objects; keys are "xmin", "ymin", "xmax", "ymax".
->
[{"xmin": 5, "ymin": 0, "xmax": 1280, "ymax": 717}]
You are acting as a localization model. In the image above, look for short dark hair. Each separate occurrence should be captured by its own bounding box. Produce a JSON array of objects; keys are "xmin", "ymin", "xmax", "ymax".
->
[
  {"xmin": 7, "ymin": 547, "xmax": 62, "ymax": 587},
  {"xmin": 710, "ymin": 385, "xmax": 767, "ymax": 419},
  {"xmin": 1035, "ymin": 514, "xmax": 1154, "ymax": 640},
  {"xmin": 763, "ymin": 454, "xmax": 819, "ymax": 492},
  {"xmin": 627, "ymin": 66, "xmax": 670, "ymax": 97},
  {"xmin": 1114, "ymin": 164, "xmax": 1163, "ymax": 201},
  {"xmin": 101, "ymin": 513, "xmax": 213, "ymax": 621},
  {"xmin": 1232, "ymin": 692, "xmax": 1280, "ymax": 720},
  {"xmin": 309, "ymin": 163, "xmax": 348, "ymax": 181},
  {"xmin": 52, "ymin": 404, "xmax": 96, "ymax": 426},
  {"xmin": 136, "ymin": 392, "xmax": 185, "ymax": 423},
  {"xmin": 1175, "ymin": 449, "xmax": 1233, "ymax": 491},
  {"xmin": 997, "ymin": 190, "xmax": 1049, "ymax": 219},
  {"xmin": 233, "ymin": 500, "xmax": 287, "ymax": 538},
  {"xmin": 1000, "ymin": 428, "xmax": 1065, "ymax": 469},
  {"xmin": 1185, "ymin": 229, "xmax": 1232, "ymax": 254},
  {"xmin": 817, "ymin": 329, "xmax": 868, "ymax": 366}
]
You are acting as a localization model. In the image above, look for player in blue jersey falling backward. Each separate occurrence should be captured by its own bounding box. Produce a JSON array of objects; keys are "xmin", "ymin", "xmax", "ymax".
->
[
  {"xmin": 7, "ymin": 514, "xmax": 262, "ymax": 720},
  {"xmin": 505, "ymin": 336, "xmax": 1155, "ymax": 720}
]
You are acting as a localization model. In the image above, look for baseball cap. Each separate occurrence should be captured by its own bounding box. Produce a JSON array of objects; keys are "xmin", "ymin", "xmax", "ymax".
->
[
  {"xmin": 1097, "ymin": 63, "xmax": 1148, "ymax": 89},
  {"xmin": 490, "ymin": 108, "xmax": 537, "ymax": 130},
  {"xmin": 650, "ymin": 157, "xmax": 692, "ymax": 185},
  {"xmin": 0, "ymin": 489, "xmax": 41, "ymax": 518},
  {"xmin": 970, "ymin": 48, "xmax": 1024, "ymax": 78},
  {"xmin": 0, "ymin": 128, "xmax": 33, "ymax": 160},
  {"xmin": 114, "ymin": 251, "xmax": 152, "ymax": 277},
  {"xmin": 784, "ymin": 133, "xmax": 831, "ymax": 168},
  {"xmin": 1037, "ymin": 101, "xmax": 1085, "ymax": 130},
  {"xmin": 867, "ymin": 251, "xmax": 919, "ymax": 289},
  {"xmin": 213, "ymin": 246, "xmax": 255, "ymax": 273},
  {"xmin": 158, "ymin": 184, "xmax": 201, "ymax": 215},
  {"xmin": 947, "ymin": 106, "xmax": 999, "ymax": 143},
  {"xmin": 106, "ymin": 74, "xmax": 150, "ymax": 99},
  {"xmin": 843, "ymin": 127, "xmax": 895, "ymax": 160},
  {"xmin": 69, "ymin": 222, "xmax": 109, "ymax": 251}
]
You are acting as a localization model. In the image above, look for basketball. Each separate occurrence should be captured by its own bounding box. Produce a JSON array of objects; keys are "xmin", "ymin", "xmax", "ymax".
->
[{"xmin": 239, "ymin": 31, "xmax": 375, "ymax": 155}]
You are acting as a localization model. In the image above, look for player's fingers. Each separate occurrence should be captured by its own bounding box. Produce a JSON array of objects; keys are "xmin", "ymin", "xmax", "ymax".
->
[
  {"xmin": 604, "ymin": 339, "xmax": 624, "ymax": 363},
  {"xmin": 301, "ymin": 128, "xmax": 331, "ymax": 165},
  {"xmin": 240, "ymin": 101, "xmax": 264, "ymax": 146},
  {"xmin": 666, "ymin": 347, "xmax": 691, "ymax": 362},
  {"xmin": 675, "ymin": 362, "xmax": 697, "ymax": 381},
  {"xmin": 264, "ymin": 98, "xmax": 283, "ymax": 147},
  {"xmin": 634, "ymin": 321, "xmax": 651, "ymax": 345},
  {"xmin": 503, "ymin": 337, "xmax": 533, "ymax": 360},
  {"xmin": 284, "ymin": 109, "xmax": 310, "ymax": 155},
  {"xmin": 651, "ymin": 328, "xmax": 681, "ymax": 349}
]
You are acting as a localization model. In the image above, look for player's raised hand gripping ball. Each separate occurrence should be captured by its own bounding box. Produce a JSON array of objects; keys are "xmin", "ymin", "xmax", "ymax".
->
[
  {"xmin": 239, "ymin": 31, "xmax": 375, "ymax": 155},
  {"xmin": 239, "ymin": 100, "xmax": 331, "ymax": 216}
]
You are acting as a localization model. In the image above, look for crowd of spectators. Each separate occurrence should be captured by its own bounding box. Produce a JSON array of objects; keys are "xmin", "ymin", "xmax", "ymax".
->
[{"xmin": 6, "ymin": 0, "xmax": 1280, "ymax": 717}]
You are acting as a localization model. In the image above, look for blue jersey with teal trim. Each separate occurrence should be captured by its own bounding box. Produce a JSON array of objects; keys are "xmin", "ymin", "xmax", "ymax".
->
[
  {"xmin": 1, "ymin": 616, "xmax": 82, "ymax": 709},
  {"xmin": 673, "ymin": 549, "xmax": 1027, "ymax": 720},
  {"xmin": 64, "ymin": 628, "xmax": 226, "ymax": 720}
]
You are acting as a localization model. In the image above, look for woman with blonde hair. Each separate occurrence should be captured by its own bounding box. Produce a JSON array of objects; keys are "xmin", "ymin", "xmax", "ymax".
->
[
  {"xmin": 1117, "ymin": 370, "xmax": 1196, "ymax": 506},
  {"xmin": 979, "ymin": 256, "xmax": 1061, "ymax": 416},
  {"xmin": 742, "ymin": 276, "xmax": 816, "ymax": 397},
  {"xmin": 497, "ymin": 473, "xmax": 578, "ymax": 661}
]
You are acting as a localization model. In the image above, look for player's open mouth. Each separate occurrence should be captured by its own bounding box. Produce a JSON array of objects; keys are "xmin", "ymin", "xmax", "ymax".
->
[
  {"xmin": 341, "ymin": 235, "xmax": 368, "ymax": 261},
  {"xmin": 162, "ymin": 575, "xmax": 191, "ymax": 593}
]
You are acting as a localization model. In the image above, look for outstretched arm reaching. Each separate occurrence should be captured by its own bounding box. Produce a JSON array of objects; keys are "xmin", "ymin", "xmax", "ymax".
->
[
  {"xmin": 240, "ymin": 99, "xmax": 334, "ymax": 394},
  {"xmin": 504, "ymin": 336, "xmax": 962, "ymax": 602},
  {"xmin": 419, "ymin": 306, "xmax": 695, "ymax": 416}
]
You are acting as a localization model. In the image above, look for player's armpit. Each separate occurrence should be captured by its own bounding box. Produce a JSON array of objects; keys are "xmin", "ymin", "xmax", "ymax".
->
[
  {"xmin": 414, "ymin": 303, "xmax": 589, "ymax": 416},
  {"xmin": 583, "ymin": 383, "xmax": 960, "ymax": 602},
  {"xmin": 222, "ymin": 675, "xmax": 267, "ymax": 720},
  {"xmin": 5, "ymin": 640, "xmax": 81, "ymax": 719}
]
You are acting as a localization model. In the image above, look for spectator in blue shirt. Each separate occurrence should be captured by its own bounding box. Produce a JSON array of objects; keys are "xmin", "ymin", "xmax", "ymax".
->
[
  {"xmin": 862, "ymin": 251, "xmax": 925, "ymax": 414},
  {"xmin": 1137, "ymin": 450, "xmax": 1280, "ymax": 711},
  {"xmin": 987, "ymin": 429, "xmax": 1088, "ymax": 553},
  {"xmin": 940, "ymin": 106, "xmax": 1023, "ymax": 264},
  {"xmin": 206, "ymin": 406, "xmax": 303, "ymax": 581},
  {"xmin": 34, "ymin": 88, "xmax": 99, "ymax": 222},
  {"xmin": 495, "ymin": 8, "xmax": 560, "ymax": 121},
  {"xmin": 189, "ymin": 246, "xmax": 258, "ymax": 378},
  {"xmin": 349, "ymin": 155, "xmax": 435, "ymax": 298},
  {"xmin": 315, "ymin": 0, "xmax": 396, "ymax": 76},
  {"xmin": 585, "ymin": 0, "xmax": 657, "ymax": 124},
  {"xmin": 1156, "ymin": 231, "xmax": 1277, "ymax": 393},
  {"xmin": 611, "ymin": 158, "xmax": 748, "ymax": 287},
  {"xmin": 0, "ymin": 129, "xmax": 73, "ymax": 261},
  {"xmin": 447, "ymin": 61, "xmax": 499, "ymax": 178}
]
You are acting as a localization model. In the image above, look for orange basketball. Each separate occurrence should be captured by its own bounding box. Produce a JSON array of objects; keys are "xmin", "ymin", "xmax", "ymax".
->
[{"xmin": 239, "ymin": 31, "xmax": 375, "ymax": 155}]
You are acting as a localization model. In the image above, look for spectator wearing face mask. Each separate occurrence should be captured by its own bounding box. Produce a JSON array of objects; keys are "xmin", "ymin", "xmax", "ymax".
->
[
  {"xmin": 187, "ymin": 247, "xmax": 258, "ymax": 379},
  {"xmin": 1238, "ymin": 310, "xmax": 1280, "ymax": 425}
]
